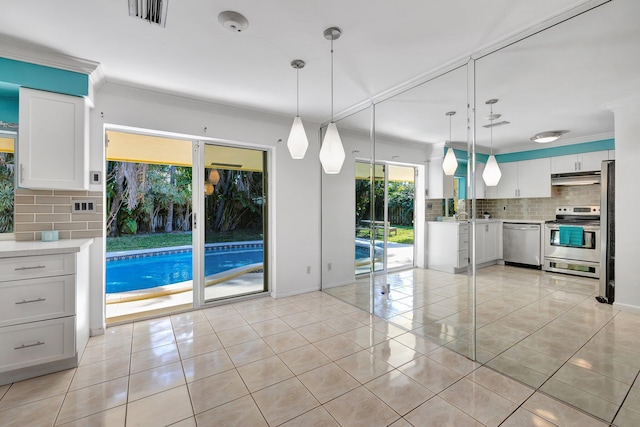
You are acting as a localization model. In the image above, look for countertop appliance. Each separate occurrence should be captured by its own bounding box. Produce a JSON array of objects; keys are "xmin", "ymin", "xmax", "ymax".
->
[
  {"xmin": 503, "ymin": 222, "xmax": 541, "ymax": 268},
  {"xmin": 597, "ymin": 160, "xmax": 615, "ymax": 304},
  {"xmin": 544, "ymin": 205, "xmax": 601, "ymax": 278}
]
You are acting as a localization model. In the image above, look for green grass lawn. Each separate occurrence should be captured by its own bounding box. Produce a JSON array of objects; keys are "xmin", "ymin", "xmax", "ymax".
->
[
  {"xmin": 356, "ymin": 225, "xmax": 414, "ymax": 245},
  {"xmin": 106, "ymin": 229, "xmax": 263, "ymax": 252}
]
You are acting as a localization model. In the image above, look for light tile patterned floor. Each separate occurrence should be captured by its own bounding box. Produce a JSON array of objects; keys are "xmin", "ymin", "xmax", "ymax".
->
[
  {"xmin": 326, "ymin": 265, "xmax": 640, "ymax": 425},
  {"xmin": 0, "ymin": 268, "xmax": 635, "ymax": 426}
]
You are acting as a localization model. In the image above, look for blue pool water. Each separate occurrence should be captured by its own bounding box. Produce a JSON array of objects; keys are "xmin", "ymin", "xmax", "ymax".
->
[{"xmin": 106, "ymin": 246, "xmax": 263, "ymax": 294}]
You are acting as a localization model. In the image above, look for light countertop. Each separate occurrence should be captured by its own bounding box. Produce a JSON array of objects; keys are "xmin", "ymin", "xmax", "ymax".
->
[{"xmin": 0, "ymin": 239, "xmax": 94, "ymax": 258}]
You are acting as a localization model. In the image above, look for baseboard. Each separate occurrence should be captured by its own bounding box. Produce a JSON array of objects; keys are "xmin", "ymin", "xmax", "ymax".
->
[
  {"xmin": 321, "ymin": 279, "xmax": 357, "ymax": 289},
  {"xmin": 612, "ymin": 302, "xmax": 640, "ymax": 314},
  {"xmin": 271, "ymin": 285, "xmax": 320, "ymax": 299},
  {"xmin": 90, "ymin": 327, "xmax": 105, "ymax": 337}
]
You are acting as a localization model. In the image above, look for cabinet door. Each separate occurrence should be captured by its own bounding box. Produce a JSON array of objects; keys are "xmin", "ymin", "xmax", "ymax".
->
[
  {"xmin": 474, "ymin": 162, "xmax": 485, "ymax": 199},
  {"xmin": 484, "ymin": 222, "xmax": 499, "ymax": 261},
  {"xmin": 427, "ymin": 158, "xmax": 454, "ymax": 199},
  {"xmin": 18, "ymin": 88, "xmax": 88, "ymax": 190},
  {"xmin": 496, "ymin": 162, "xmax": 518, "ymax": 199},
  {"xmin": 609, "ymin": 150, "xmax": 615, "ymax": 160},
  {"xmin": 518, "ymin": 158, "xmax": 551, "ymax": 198},
  {"xmin": 550, "ymin": 154, "xmax": 578, "ymax": 174},
  {"xmin": 475, "ymin": 224, "xmax": 487, "ymax": 264},
  {"xmin": 578, "ymin": 151, "xmax": 608, "ymax": 172}
]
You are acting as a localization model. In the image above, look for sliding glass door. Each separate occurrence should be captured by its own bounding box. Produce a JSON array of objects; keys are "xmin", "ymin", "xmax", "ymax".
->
[{"xmin": 198, "ymin": 143, "xmax": 268, "ymax": 302}]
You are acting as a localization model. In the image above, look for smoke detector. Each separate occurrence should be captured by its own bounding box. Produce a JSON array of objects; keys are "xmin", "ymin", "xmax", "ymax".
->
[{"xmin": 218, "ymin": 11, "xmax": 249, "ymax": 33}]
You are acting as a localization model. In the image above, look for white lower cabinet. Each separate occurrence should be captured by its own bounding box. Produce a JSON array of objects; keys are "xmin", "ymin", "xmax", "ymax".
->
[
  {"xmin": 476, "ymin": 222, "xmax": 500, "ymax": 265},
  {"xmin": 427, "ymin": 222, "xmax": 468, "ymax": 273},
  {"xmin": 0, "ymin": 244, "xmax": 90, "ymax": 385}
]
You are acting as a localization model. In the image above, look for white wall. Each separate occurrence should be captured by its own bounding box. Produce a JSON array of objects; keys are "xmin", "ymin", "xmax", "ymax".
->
[
  {"xmin": 88, "ymin": 83, "xmax": 322, "ymax": 332},
  {"xmin": 609, "ymin": 97, "xmax": 640, "ymax": 313}
]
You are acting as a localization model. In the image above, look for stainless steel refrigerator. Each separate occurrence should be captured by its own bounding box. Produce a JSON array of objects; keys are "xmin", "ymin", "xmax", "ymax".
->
[{"xmin": 597, "ymin": 160, "xmax": 615, "ymax": 304}]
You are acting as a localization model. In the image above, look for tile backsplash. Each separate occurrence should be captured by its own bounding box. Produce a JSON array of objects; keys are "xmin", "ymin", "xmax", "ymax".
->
[
  {"xmin": 14, "ymin": 188, "xmax": 104, "ymax": 241},
  {"xmin": 478, "ymin": 184, "xmax": 600, "ymax": 220},
  {"xmin": 426, "ymin": 184, "xmax": 600, "ymax": 222}
]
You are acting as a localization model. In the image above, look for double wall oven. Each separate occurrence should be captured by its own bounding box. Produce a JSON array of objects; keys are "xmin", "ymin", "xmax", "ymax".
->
[{"xmin": 544, "ymin": 206, "xmax": 601, "ymax": 278}]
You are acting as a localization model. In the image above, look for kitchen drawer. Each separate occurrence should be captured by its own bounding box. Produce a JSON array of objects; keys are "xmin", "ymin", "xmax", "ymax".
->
[
  {"xmin": 458, "ymin": 224, "xmax": 469, "ymax": 234},
  {"xmin": 0, "ymin": 317, "xmax": 75, "ymax": 372},
  {"xmin": 458, "ymin": 232, "xmax": 469, "ymax": 248},
  {"xmin": 0, "ymin": 275, "xmax": 75, "ymax": 327},
  {"xmin": 458, "ymin": 250, "xmax": 469, "ymax": 268},
  {"xmin": 0, "ymin": 254, "xmax": 75, "ymax": 282}
]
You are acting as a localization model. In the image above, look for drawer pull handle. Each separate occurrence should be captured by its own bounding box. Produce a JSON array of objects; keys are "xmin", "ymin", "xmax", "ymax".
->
[
  {"xmin": 14, "ymin": 265, "xmax": 46, "ymax": 271},
  {"xmin": 15, "ymin": 298, "xmax": 47, "ymax": 305},
  {"xmin": 14, "ymin": 341, "xmax": 45, "ymax": 350}
]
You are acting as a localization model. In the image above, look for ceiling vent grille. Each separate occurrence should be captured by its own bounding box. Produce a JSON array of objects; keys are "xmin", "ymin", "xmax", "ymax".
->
[{"xmin": 128, "ymin": 0, "xmax": 168, "ymax": 27}]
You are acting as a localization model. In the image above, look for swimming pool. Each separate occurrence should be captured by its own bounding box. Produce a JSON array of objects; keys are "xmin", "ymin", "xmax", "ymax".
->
[{"xmin": 106, "ymin": 244, "xmax": 263, "ymax": 293}]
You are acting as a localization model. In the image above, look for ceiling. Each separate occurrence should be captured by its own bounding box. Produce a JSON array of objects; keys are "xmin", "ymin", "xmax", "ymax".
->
[{"xmin": 1, "ymin": 0, "xmax": 638, "ymax": 152}]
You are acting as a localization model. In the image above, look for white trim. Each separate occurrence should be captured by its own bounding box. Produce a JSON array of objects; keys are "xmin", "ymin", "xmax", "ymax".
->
[
  {"xmin": 271, "ymin": 285, "xmax": 321, "ymax": 299},
  {"xmin": 612, "ymin": 302, "xmax": 640, "ymax": 315},
  {"xmin": 0, "ymin": 40, "xmax": 100, "ymax": 75}
]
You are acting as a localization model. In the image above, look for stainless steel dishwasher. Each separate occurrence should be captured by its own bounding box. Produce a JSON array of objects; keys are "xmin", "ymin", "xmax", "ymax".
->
[{"xmin": 503, "ymin": 223, "xmax": 541, "ymax": 268}]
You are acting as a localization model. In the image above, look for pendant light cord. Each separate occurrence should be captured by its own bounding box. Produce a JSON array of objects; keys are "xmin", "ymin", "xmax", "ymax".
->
[
  {"xmin": 490, "ymin": 103, "xmax": 494, "ymax": 155},
  {"xmin": 330, "ymin": 37, "xmax": 334, "ymax": 122},
  {"xmin": 449, "ymin": 113, "xmax": 452, "ymax": 144},
  {"xmin": 296, "ymin": 66, "xmax": 300, "ymax": 117}
]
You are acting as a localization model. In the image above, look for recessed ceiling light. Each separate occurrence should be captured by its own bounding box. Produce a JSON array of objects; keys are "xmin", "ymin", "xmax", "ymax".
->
[{"xmin": 530, "ymin": 130, "xmax": 568, "ymax": 143}]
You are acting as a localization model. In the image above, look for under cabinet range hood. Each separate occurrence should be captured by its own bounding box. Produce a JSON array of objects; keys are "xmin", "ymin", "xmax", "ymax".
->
[{"xmin": 551, "ymin": 171, "xmax": 601, "ymax": 186}]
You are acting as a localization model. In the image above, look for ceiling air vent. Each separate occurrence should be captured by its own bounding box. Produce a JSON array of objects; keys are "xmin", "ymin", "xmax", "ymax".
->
[{"xmin": 128, "ymin": 0, "xmax": 168, "ymax": 27}]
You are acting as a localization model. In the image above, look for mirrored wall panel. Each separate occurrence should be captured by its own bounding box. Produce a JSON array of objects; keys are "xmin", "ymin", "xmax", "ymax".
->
[{"xmin": 473, "ymin": 1, "xmax": 635, "ymax": 423}]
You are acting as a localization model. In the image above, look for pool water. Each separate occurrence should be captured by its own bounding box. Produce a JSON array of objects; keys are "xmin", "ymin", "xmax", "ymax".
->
[{"xmin": 106, "ymin": 247, "xmax": 263, "ymax": 293}]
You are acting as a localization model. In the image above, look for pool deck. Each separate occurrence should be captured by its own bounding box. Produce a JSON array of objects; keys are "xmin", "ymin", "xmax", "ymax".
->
[{"xmin": 106, "ymin": 272, "xmax": 264, "ymax": 324}]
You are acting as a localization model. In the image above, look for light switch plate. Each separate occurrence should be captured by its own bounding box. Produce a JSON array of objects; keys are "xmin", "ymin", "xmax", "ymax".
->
[{"xmin": 90, "ymin": 171, "xmax": 102, "ymax": 184}]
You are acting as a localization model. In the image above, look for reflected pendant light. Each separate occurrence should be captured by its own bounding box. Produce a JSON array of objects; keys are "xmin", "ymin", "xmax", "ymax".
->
[
  {"xmin": 482, "ymin": 99, "xmax": 502, "ymax": 186},
  {"xmin": 442, "ymin": 111, "xmax": 458, "ymax": 175},
  {"xmin": 287, "ymin": 59, "xmax": 309, "ymax": 159},
  {"xmin": 319, "ymin": 27, "xmax": 346, "ymax": 174}
]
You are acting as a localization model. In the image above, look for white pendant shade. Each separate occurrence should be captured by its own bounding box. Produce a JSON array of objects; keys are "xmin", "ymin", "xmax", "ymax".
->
[
  {"xmin": 287, "ymin": 116, "xmax": 309, "ymax": 159},
  {"xmin": 442, "ymin": 147, "xmax": 458, "ymax": 175},
  {"xmin": 319, "ymin": 122, "xmax": 345, "ymax": 174},
  {"xmin": 482, "ymin": 154, "xmax": 502, "ymax": 186}
]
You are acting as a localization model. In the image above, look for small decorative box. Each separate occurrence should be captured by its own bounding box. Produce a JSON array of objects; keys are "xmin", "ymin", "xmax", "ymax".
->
[{"xmin": 41, "ymin": 230, "xmax": 59, "ymax": 241}]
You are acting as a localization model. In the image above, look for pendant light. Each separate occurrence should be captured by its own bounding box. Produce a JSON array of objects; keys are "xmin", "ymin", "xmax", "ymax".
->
[
  {"xmin": 319, "ymin": 27, "xmax": 346, "ymax": 174},
  {"xmin": 287, "ymin": 59, "xmax": 309, "ymax": 159},
  {"xmin": 442, "ymin": 111, "xmax": 458, "ymax": 175},
  {"xmin": 482, "ymin": 99, "xmax": 502, "ymax": 186}
]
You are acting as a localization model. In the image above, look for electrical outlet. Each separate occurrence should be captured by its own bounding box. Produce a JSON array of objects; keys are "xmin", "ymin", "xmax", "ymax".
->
[
  {"xmin": 327, "ymin": 262, "xmax": 332, "ymax": 271},
  {"xmin": 306, "ymin": 266, "xmax": 311, "ymax": 274},
  {"xmin": 72, "ymin": 199, "xmax": 97, "ymax": 213}
]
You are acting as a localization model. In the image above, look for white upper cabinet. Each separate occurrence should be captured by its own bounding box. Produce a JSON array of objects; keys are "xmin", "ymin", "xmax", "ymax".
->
[
  {"xmin": 519, "ymin": 158, "xmax": 551, "ymax": 198},
  {"xmin": 550, "ymin": 150, "xmax": 609, "ymax": 174},
  {"xmin": 473, "ymin": 162, "xmax": 485, "ymax": 199},
  {"xmin": 427, "ymin": 157, "xmax": 454, "ymax": 199},
  {"xmin": 18, "ymin": 88, "xmax": 89, "ymax": 190},
  {"xmin": 485, "ymin": 158, "xmax": 550, "ymax": 199}
]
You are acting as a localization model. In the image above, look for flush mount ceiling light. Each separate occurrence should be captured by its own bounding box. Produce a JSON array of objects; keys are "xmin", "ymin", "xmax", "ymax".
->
[
  {"xmin": 442, "ymin": 111, "xmax": 458, "ymax": 176},
  {"xmin": 482, "ymin": 99, "xmax": 502, "ymax": 187},
  {"xmin": 319, "ymin": 27, "xmax": 346, "ymax": 174},
  {"xmin": 218, "ymin": 10, "xmax": 249, "ymax": 32},
  {"xmin": 530, "ymin": 130, "xmax": 568, "ymax": 143},
  {"xmin": 128, "ymin": 0, "xmax": 168, "ymax": 27},
  {"xmin": 287, "ymin": 60, "xmax": 309, "ymax": 159}
]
